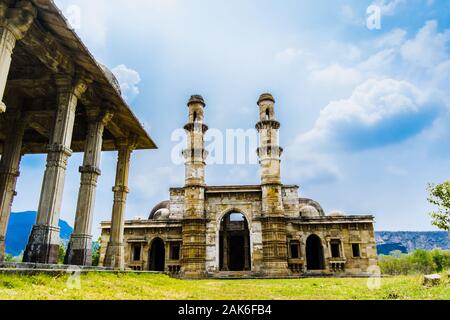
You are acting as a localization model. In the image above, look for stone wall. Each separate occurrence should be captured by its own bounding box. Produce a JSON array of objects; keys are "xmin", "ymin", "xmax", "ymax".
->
[
  {"xmin": 286, "ymin": 219, "xmax": 377, "ymax": 274},
  {"xmin": 204, "ymin": 189, "xmax": 264, "ymax": 273}
]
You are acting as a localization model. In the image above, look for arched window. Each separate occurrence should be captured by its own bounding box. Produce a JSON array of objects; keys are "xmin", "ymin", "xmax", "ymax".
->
[
  {"xmin": 265, "ymin": 108, "xmax": 270, "ymax": 120},
  {"xmin": 193, "ymin": 111, "xmax": 198, "ymax": 122}
]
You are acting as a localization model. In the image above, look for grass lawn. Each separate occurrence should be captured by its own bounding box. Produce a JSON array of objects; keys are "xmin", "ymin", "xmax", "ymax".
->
[{"xmin": 0, "ymin": 272, "xmax": 448, "ymax": 300}]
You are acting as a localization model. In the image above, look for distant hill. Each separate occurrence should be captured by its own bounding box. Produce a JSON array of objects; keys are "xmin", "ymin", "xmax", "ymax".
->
[
  {"xmin": 5, "ymin": 211, "xmax": 73, "ymax": 257},
  {"xmin": 375, "ymin": 231, "xmax": 449, "ymax": 255}
]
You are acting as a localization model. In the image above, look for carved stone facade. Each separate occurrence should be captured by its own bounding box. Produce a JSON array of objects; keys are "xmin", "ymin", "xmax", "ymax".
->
[{"xmin": 100, "ymin": 94, "xmax": 378, "ymax": 278}]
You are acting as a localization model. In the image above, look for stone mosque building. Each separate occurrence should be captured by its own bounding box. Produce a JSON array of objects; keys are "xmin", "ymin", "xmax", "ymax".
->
[{"xmin": 99, "ymin": 94, "xmax": 378, "ymax": 278}]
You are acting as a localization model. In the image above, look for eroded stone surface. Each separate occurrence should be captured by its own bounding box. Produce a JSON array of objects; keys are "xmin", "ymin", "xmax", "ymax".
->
[{"xmin": 99, "ymin": 94, "xmax": 378, "ymax": 278}]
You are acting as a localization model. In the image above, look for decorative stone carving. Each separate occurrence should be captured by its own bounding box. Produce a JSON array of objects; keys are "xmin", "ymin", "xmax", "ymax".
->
[{"xmin": 0, "ymin": 1, "xmax": 37, "ymax": 113}]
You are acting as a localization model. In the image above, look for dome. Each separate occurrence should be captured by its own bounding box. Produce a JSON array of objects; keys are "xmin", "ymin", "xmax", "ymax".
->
[
  {"xmin": 99, "ymin": 63, "xmax": 122, "ymax": 95},
  {"xmin": 149, "ymin": 200, "xmax": 170, "ymax": 219},
  {"xmin": 329, "ymin": 210, "xmax": 346, "ymax": 217},
  {"xmin": 153, "ymin": 208, "xmax": 170, "ymax": 220},
  {"xmin": 188, "ymin": 95, "xmax": 205, "ymax": 107},
  {"xmin": 298, "ymin": 198, "xmax": 325, "ymax": 216},
  {"xmin": 300, "ymin": 205, "xmax": 320, "ymax": 217}
]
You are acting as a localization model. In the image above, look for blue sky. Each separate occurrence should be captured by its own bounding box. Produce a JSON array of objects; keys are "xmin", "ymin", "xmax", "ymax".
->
[{"xmin": 11, "ymin": 0, "xmax": 450, "ymax": 236}]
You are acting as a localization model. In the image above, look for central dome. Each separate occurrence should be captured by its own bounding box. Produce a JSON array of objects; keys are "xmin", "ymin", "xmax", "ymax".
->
[
  {"xmin": 300, "ymin": 205, "xmax": 320, "ymax": 217},
  {"xmin": 149, "ymin": 200, "xmax": 170, "ymax": 219}
]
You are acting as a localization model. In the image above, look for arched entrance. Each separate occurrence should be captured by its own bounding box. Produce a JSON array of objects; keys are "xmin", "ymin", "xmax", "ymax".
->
[
  {"xmin": 149, "ymin": 238, "xmax": 165, "ymax": 271},
  {"xmin": 306, "ymin": 234, "xmax": 325, "ymax": 270},
  {"xmin": 219, "ymin": 212, "xmax": 251, "ymax": 271}
]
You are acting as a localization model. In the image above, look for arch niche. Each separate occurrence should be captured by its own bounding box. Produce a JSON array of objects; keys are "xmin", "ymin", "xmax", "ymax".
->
[
  {"xmin": 219, "ymin": 211, "xmax": 251, "ymax": 271},
  {"xmin": 148, "ymin": 238, "xmax": 165, "ymax": 271},
  {"xmin": 306, "ymin": 234, "xmax": 325, "ymax": 270}
]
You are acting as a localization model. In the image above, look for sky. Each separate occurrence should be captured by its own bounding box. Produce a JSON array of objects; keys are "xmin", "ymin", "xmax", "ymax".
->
[{"xmin": 11, "ymin": 0, "xmax": 450, "ymax": 237}]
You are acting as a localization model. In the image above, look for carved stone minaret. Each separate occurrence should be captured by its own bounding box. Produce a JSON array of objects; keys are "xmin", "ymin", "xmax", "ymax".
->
[
  {"xmin": 256, "ymin": 93, "xmax": 289, "ymax": 276},
  {"xmin": 181, "ymin": 95, "xmax": 208, "ymax": 278}
]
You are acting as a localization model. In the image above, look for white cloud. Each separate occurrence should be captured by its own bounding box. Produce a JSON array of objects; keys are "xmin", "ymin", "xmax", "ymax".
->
[
  {"xmin": 374, "ymin": 28, "xmax": 407, "ymax": 48},
  {"xmin": 372, "ymin": 0, "xmax": 405, "ymax": 16},
  {"xmin": 340, "ymin": 4, "xmax": 364, "ymax": 26},
  {"xmin": 292, "ymin": 78, "xmax": 440, "ymax": 152},
  {"xmin": 401, "ymin": 20, "xmax": 450, "ymax": 68},
  {"xmin": 358, "ymin": 48, "xmax": 397, "ymax": 72},
  {"xmin": 275, "ymin": 48, "xmax": 311, "ymax": 64},
  {"xmin": 310, "ymin": 64, "xmax": 362, "ymax": 88},
  {"xmin": 111, "ymin": 64, "xmax": 142, "ymax": 102}
]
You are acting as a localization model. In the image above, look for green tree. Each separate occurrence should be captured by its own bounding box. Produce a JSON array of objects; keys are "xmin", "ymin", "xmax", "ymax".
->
[
  {"xmin": 4, "ymin": 254, "xmax": 14, "ymax": 262},
  {"xmin": 58, "ymin": 244, "xmax": 66, "ymax": 265},
  {"xmin": 92, "ymin": 237, "xmax": 101, "ymax": 266},
  {"xmin": 427, "ymin": 182, "xmax": 450, "ymax": 231}
]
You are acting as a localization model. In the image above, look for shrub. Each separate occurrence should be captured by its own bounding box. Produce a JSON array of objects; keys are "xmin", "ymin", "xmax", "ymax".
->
[{"xmin": 379, "ymin": 249, "xmax": 450, "ymax": 275}]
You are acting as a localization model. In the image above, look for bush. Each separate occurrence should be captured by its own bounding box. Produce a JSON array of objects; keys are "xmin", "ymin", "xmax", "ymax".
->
[{"xmin": 379, "ymin": 249, "xmax": 450, "ymax": 275}]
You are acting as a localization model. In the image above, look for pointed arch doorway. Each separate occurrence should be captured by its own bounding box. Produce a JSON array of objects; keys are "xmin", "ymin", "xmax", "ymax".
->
[
  {"xmin": 149, "ymin": 238, "xmax": 165, "ymax": 271},
  {"xmin": 219, "ymin": 212, "xmax": 251, "ymax": 271},
  {"xmin": 306, "ymin": 234, "xmax": 325, "ymax": 270}
]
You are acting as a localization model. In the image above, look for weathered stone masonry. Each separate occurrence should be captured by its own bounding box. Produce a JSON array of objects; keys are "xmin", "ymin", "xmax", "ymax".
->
[
  {"xmin": 100, "ymin": 94, "xmax": 378, "ymax": 278},
  {"xmin": 0, "ymin": 0, "xmax": 156, "ymax": 266}
]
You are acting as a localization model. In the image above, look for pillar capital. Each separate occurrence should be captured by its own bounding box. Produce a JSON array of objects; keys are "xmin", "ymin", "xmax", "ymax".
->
[
  {"xmin": 55, "ymin": 74, "xmax": 91, "ymax": 99},
  {"xmin": 0, "ymin": 1, "xmax": 37, "ymax": 41},
  {"xmin": 116, "ymin": 134, "xmax": 138, "ymax": 150},
  {"xmin": 85, "ymin": 104, "xmax": 115, "ymax": 126}
]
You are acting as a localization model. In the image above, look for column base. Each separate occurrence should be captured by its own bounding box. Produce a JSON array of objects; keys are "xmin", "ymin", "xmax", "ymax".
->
[
  {"xmin": 181, "ymin": 268, "xmax": 207, "ymax": 279},
  {"xmin": 0, "ymin": 101, "xmax": 6, "ymax": 113},
  {"xmin": 23, "ymin": 225, "xmax": 60, "ymax": 264},
  {"xmin": 65, "ymin": 234, "xmax": 92, "ymax": 266},
  {"xmin": 263, "ymin": 261, "xmax": 290, "ymax": 277},
  {"xmin": 104, "ymin": 242, "xmax": 124, "ymax": 270}
]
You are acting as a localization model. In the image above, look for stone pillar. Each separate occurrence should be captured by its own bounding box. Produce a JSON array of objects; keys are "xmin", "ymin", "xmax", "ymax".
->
[
  {"xmin": 104, "ymin": 138, "xmax": 135, "ymax": 270},
  {"xmin": 23, "ymin": 76, "xmax": 88, "ymax": 264},
  {"xmin": 244, "ymin": 234, "xmax": 250, "ymax": 271},
  {"xmin": 0, "ymin": 1, "xmax": 36, "ymax": 113},
  {"xmin": 222, "ymin": 218, "xmax": 229, "ymax": 271},
  {"xmin": 65, "ymin": 108, "xmax": 114, "ymax": 266},
  {"xmin": 0, "ymin": 110, "xmax": 29, "ymax": 262},
  {"xmin": 256, "ymin": 93, "xmax": 289, "ymax": 276}
]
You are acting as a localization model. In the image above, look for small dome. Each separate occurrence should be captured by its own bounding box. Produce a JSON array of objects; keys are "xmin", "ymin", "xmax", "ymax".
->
[
  {"xmin": 258, "ymin": 93, "xmax": 275, "ymax": 105},
  {"xmin": 153, "ymin": 208, "xmax": 170, "ymax": 220},
  {"xmin": 149, "ymin": 200, "xmax": 170, "ymax": 219},
  {"xmin": 329, "ymin": 210, "xmax": 346, "ymax": 217},
  {"xmin": 300, "ymin": 205, "xmax": 320, "ymax": 217},
  {"xmin": 188, "ymin": 95, "xmax": 205, "ymax": 107},
  {"xmin": 99, "ymin": 63, "xmax": 122, "ymax": 95}
]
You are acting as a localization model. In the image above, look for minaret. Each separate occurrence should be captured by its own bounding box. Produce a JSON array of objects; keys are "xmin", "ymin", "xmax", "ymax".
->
[
  {"xmin": 181, "ymin": 95, "xmax": 208, "ymax": 278},
  {"xmin": 256, "ymin": 93, "xmax": 289, "ymax": 276}
]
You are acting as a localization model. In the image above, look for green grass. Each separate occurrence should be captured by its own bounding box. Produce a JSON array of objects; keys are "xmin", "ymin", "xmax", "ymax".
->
[{"xmin": 0, "ymin": 272, "xmax": 448, "ymax": 300}]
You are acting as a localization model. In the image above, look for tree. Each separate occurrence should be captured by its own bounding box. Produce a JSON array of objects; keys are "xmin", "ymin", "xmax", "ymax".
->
[
  {"xmin": 427, "ymin": 182, "xmax": 450, "ymax": 231},
  {"xmin": 58, "ymin": 244, "xmax": 66, "ymax": 265},
  {"xmin": 92, "ymin": 237, "xmax": 101, "ymax": 266}
]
